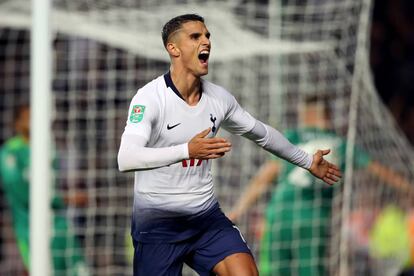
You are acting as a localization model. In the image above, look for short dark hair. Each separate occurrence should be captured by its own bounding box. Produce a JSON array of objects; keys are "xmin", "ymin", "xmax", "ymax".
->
[
  {"xmin": 303, "ymin": 93, "xmax": 332, "ymax": 119},
  {"xmin": 161, "ymin": 14, "xmax": 204, "ymax": 47}
]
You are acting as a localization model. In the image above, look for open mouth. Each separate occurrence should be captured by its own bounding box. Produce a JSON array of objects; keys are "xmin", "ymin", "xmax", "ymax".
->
[{"xmin": 198, "ymin": 50, "xmax": 209, "ymax": 64}]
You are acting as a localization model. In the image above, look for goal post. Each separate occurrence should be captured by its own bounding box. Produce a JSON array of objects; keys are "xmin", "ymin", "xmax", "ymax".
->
[{"xmin": 30, "ymin": 0, "xmax": 52, "ymax": 275}]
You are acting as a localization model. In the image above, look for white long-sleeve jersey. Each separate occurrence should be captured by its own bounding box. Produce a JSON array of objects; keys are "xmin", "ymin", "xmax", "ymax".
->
[{"xmin": 118, "ymin": 72, "xmax": 312, "ymax": 241}]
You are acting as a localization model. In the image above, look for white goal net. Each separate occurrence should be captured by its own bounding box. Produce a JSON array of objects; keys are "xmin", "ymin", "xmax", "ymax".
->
[{"xmin": 0, "ymin": 0, "xmax": 413, "ymax": 275}]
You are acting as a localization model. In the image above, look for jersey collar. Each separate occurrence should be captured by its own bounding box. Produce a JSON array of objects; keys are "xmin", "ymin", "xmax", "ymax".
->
[{"xmin": 163, "ymin": 71, "xmax": 203, "ymax": 102}]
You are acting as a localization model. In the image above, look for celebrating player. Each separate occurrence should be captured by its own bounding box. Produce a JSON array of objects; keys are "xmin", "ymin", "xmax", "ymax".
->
[{"xmin": 117, "ymin": 14, "xmax": 341, "ymax": 276}]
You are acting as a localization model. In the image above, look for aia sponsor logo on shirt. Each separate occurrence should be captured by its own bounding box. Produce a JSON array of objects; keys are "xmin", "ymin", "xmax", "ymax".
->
[{"xmin": 182, "ymin": 159, "xmax": 204, "ymax": 167}]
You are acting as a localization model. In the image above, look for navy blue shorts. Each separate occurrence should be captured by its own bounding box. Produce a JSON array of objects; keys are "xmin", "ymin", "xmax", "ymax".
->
[{"xmin": 132, "ymin": 225, "xmax": 252, "ymax": 276}]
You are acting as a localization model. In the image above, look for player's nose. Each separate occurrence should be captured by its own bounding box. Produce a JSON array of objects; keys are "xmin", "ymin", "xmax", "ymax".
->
[{"xmin": 201, "ymin": 35, "xmax": 210, "ymax": 46}]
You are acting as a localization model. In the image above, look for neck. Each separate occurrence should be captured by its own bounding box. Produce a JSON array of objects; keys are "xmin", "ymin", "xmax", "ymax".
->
[{"xmin": 170, "ymin": 66, "xmax": 201, "ymax": 106}]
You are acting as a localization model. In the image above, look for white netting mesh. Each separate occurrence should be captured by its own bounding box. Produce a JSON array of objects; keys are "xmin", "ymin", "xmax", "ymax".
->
[{"xmin": 0, "ymin": 0, "xmax": 413, "ymax": 275}]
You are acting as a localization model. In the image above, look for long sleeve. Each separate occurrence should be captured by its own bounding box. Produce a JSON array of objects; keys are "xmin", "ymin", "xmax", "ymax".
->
[
  {"xmin": 220, "ymin": 92, "xmax": 312, "ymax": 169},
  {"xmin": 117, "ymin": 86, "xmax": 188, "ymax": 171},
  {"xmin": 117, "ymin": 133, "xmax": 189, "ymax": 171},
  {"xmin": 242, "ymin": 121, "xmax": 312, "ymax": 169}
]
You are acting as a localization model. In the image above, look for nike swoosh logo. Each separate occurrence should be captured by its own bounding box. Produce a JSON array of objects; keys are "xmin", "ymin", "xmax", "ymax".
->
[{"xmin": 167, "ymin": 123, "xmax": 181, "ymax": 130}]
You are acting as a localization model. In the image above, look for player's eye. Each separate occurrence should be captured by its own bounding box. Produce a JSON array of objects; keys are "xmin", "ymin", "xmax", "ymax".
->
[{"xmin": 190, "ymin": 33, "xmax": 201, "ymax": 40}]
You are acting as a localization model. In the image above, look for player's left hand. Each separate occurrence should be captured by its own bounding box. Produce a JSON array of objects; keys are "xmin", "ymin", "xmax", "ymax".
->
[{"xmin": 309, "ymin": 149, "xmax": 342, "ymax": 185}]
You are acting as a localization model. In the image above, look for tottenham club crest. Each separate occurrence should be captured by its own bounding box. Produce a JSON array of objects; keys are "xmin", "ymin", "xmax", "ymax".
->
[{"xmin": 210, "ymin": 114, "xmax": 217, "ymax": 133}]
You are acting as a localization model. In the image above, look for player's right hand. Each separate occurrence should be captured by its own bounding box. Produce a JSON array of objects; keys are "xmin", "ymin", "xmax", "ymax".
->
[{"xmin": 188, "ymin": 128, "xmax": 232, "ymax": 159}]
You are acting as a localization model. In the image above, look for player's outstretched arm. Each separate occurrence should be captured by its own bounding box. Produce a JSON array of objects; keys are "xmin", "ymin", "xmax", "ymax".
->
[
  {"xmin": 188, "ymin": 128, "xmax": 232, "ymax": 159},
  {"xmin": 308, "ymin": 149, "xmax": 342, "ymax": 185},
  {"xmin": 367, "ymin": 161, "xmax": 414, "ymax": 199}
]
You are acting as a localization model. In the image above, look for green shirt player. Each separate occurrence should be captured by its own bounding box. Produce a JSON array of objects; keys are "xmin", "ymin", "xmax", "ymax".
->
[
  {"xmin": 229, "ymin": 96, "xmax": 414, "ymax": 275},
  {"xmin": 0, "ymin": 106, "xmax": 88, "ymax": 276},
  {"xmin": 259, "ymin": 127, "xmax": 369, "ymax": 276}
]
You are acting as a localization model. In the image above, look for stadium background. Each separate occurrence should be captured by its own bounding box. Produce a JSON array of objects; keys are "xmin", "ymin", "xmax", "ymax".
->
[{"xmin": 0, "ymin": 0, "xmax": 414, "ymax": 275}]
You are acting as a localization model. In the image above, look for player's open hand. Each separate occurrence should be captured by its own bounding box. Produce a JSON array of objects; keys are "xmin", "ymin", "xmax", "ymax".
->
[
  {"xmin": 309, "ymin": 149, "xmax": 342, "ymax": 185},
  {"xmin": 188, "ymin": 128, "xmax": 232, "ymax": 159}
]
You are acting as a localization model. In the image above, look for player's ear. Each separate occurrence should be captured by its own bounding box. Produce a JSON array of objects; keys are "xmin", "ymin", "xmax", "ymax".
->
[{"xmin": 166, "ymin": 42, "xmax": 180, "ymax": 57}]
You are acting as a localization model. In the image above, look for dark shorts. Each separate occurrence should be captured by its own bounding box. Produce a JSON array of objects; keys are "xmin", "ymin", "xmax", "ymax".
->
[{"xmin": 133, "ymin": 225, "xmax": 252, "ymax": 276}]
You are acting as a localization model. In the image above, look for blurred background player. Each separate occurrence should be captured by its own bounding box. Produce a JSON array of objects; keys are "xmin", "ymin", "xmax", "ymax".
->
[
  {"xmin": 229, "ymin": 95, "xmax": 414, "ymax": 276},
  {"xmin": 0, "ymin": 105, "xmax": 89, "ymax": 276}
]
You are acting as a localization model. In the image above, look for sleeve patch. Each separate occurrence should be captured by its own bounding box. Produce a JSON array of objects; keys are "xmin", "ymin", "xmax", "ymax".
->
[{"xmin": 129, "ymin": 105, "xmax": 146, "ymax": 123}]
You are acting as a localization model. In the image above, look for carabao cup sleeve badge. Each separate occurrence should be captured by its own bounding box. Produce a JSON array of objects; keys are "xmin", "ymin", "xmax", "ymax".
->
[{"xmin": 129, "ymin": 105, "xmax": 146, "ymax": 123}]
